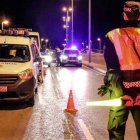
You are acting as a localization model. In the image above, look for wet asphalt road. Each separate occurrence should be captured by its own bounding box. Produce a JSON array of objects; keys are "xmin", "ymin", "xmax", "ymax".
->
[{"xmin": 0, "ymin": 65, "xmax": 138, "ymax": 140}]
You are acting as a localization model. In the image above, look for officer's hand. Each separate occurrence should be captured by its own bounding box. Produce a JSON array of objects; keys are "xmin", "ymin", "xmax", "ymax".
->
[
  {"xmin": 98, "ymin": 85, "xmax": 110, "ymax": 96},
  {"xmin": 134, "ymin": 94, "xmax": 140, "ymax": 106},
  {"xmin": 121, "ymin": 95, "xmax": 133, "ymax": 106}
]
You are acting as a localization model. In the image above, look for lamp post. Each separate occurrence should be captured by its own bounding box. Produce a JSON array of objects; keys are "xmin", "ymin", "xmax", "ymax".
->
[
  {"xmin": 62, "ymin": 15, "xmax": 70, "ymax": 46},
  {"xmin": 62, "ymin": 7, "xmax": 72, "ymax": 47},
  {"xmin": 97, "ymin": 38, "xmax": 101, "ymax": 50},
  {"xmin": 71, "ymin": 0, "xmax": 74, "ymax": 45},
  {"xmin": 88, "ymin": 0, "xmax": 91, "ymax": 63},
  {"xmin": 2, "ymin": 20, "xmax": 9, "ymax": 30}
]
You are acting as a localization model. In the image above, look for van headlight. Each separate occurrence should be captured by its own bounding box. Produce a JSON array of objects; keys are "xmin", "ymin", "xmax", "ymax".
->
[
  {"xmin": 45, "ymin": 55, "xmax": 52, "ymax": 63},
  {"xmin": 78, "ymin": 55, "xmax": 82, "ymax": 60},
  {"xmin": 18, "ymin": 69, "xmax": 33, "ymax": 80}
]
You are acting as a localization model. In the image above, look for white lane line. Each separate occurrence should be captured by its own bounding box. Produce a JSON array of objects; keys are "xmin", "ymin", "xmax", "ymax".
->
[{"xmin": 78, "ymin": 119, "xmax": 94, "ymax": 140}]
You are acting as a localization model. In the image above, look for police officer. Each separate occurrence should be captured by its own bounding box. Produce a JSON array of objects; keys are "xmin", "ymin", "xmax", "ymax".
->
[
  {"xmin": 98, "ymin": 1, "xmax": 140, "ymax": 140},
  {"xmin": 56, "ymin": 48, "xmax": 61, "ymax": 67}
]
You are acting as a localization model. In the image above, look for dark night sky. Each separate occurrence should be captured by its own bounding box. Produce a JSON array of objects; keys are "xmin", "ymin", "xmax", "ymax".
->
[{"xmin": 0, "ymin": 0, "xmax": 139, "ymax": 47}]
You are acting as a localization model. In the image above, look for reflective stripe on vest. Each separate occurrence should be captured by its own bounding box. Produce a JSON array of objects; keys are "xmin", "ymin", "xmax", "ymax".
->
[
  {"xmin": 123, "ymin": 81, "xmax": 140, "ymax": 88},
  {"xmin": 107, "ymin": 27, "xmax": 140, "ymax": 70}
]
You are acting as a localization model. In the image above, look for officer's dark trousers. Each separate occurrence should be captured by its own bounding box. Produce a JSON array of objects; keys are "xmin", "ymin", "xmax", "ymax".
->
[{"xmin": 108, "ymin": 106, "xmax": 140, "ymax": 140}]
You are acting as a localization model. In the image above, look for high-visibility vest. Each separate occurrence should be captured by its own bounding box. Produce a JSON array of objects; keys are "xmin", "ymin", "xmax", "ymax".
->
[{"xmin": 107, "ymin": 27, "xmax": 140, "ymax": 71}]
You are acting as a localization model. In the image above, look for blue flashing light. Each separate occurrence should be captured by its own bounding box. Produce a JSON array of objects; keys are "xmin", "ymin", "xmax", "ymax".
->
[{"xmin": 70, "ymin": 45, "xmax": 77, "ymax": 50}]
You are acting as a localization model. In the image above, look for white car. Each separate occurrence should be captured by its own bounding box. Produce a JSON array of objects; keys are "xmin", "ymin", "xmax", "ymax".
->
[
  {"xmin": 41, "ymin": 52, "xmax": 52, "ymax": 67},
  {"xmin": 60, "ymin": 48, "xmax": 82, "ymax": 67}
]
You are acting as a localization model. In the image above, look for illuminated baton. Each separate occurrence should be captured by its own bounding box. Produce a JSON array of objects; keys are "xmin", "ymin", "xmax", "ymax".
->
[{"xmin": 86, "ymin": 98, "xmax": 122, "ymax": 107}]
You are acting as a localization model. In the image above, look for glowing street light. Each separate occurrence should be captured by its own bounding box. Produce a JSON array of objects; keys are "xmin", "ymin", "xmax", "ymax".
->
[
  {"xmin": 41, "ymin": 38, "xmax": 44, "ymax": 42},
  {"xmin": 97, "ymin": 37, "xmax": 102, "ymax": 50},
  {"xmin": 62, "ymin": 7, "xmax": 72, "ymax": 12},
  {"xmin": 2, "ymin": 20, "xmax": 9, "ymax": 30},
  {"xmin": 62, "ymin": 16, "xmax": 71, "ymax": 22},
  {"xmin": 62, "ymin": 7, "xmax": 72, "ymax": 46},
  {"xmin": 71, "ymin": 0, "xmax": 74, "ymax": 45},
  {"xmin": 62, "ymin": 43, "xmax": 66, "ymax": 48},
  {"xmin": 45, "ymin": 39, "xmax": 49, "ymax": 43}
]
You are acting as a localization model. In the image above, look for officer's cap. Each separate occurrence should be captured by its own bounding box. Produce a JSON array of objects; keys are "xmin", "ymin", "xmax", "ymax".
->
[{"xmin": 124, "ymin": 1, "xmax": 140, "ymax": 20}]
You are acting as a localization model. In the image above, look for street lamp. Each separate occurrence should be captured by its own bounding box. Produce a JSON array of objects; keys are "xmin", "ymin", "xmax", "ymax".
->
[
  {"xmin": 45, "ymin": 39, "xmax": 49, "ymax": 43},
  {"xmin": 88, "ymin": 0, "xmax": 91, "ymax": 63},
  {"xmin": 71, "ymin": 0, "xmax": 74, "ymax": 45},
  {"xmin": 62, "ymin": 7, "xmax": 72, "ymax": 47},
  {"xmin": 2, "ymin": 20, "xmax": 9, "ymax": 30},
  {"xmin": 62, "ymin": 43, "xmax": 66, "ymax": 48},
  {"xmin": 97, "ymin": 38, "xmax": 102, "ymax": 50},
  {"xmin": 41, "ymin": 38, "xmax": 44, "ymax": 42}
]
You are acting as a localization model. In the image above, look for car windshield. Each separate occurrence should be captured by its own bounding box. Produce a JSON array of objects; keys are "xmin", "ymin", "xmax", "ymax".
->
[
  {"xmin": 64, "ymin": 50, "xmax": 79, "ymax": 55},
  {"xmin": 0, "ymin": 44, "xmax": 30, "ymax": 62}
]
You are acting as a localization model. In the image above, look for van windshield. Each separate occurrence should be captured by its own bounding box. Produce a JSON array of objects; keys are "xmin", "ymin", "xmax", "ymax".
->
[{"xmin": 0, "ymin": 44, "xmax": 30, "ymax": 62}]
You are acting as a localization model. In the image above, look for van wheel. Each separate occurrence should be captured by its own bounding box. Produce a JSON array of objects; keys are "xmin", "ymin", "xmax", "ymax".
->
[{"xmin": 27, "ymin": 95, "xmax": 34, "ymax": 107}]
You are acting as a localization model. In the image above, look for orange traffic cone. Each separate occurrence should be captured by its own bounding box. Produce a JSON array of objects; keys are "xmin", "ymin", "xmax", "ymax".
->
[
  {"xmin": 43, "ymin": 67, "xmax": 47, "ymax": 76},
  {"xmin": 65, "ymin": 90, "xmax": 77, "ymax": 113}
]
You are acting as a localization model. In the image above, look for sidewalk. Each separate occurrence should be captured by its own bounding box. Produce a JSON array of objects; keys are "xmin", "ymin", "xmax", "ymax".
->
[{"xmin": 82, "ymin": 60, "xmax": 107, "ymax": 74}]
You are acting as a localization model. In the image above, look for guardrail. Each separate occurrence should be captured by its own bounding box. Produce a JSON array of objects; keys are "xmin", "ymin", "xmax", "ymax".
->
[
  {"xmin": 92, "ymin": 49, "xmax": 104, "ymax": 53},
  {"xmin": 81, "ymin": 49, "xmax": 104, "ymax": 54}
]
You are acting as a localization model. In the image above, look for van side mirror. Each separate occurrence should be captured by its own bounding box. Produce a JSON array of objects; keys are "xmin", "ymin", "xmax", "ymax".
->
[{"xmin": 35, "ymin": 56, "xmax": 42, "ymax": 62}]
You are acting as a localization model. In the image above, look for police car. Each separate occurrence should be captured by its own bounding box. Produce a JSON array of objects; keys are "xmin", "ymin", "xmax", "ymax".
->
[{"xmin": 60, "ymin": 46, "xmax": 82, "ymax": 67}]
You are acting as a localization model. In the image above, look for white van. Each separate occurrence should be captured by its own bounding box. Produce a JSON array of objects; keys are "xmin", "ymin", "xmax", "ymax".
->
[
  {"xmin": 9, "ymin": 28, "xmax": 44, "ymax": 83},
  {"xmin": 0, "ymin": 34, "xmax": 42, "ymax": 106}
]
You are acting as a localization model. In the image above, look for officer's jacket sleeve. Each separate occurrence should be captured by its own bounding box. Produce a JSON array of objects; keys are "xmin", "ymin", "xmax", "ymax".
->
[{"xmin": 104, "ymin": 37, "xmax": 120, "ymax": 71}]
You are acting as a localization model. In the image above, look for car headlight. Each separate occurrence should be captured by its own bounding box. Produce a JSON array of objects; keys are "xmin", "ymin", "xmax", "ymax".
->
[
  {"xmin": 61, "ymin": 55, "xmax": 68, "ymax": 60},
  {"xmin": 45, "ymin": 55, "xmax": 52, "ymax": 63},
  {"xmin": 78, "ymin": 55, "xmax": 82, "ymax": 60},
  {"xmin": 18, "ymin": 69, "xmax": 33, "ymax": 80}
]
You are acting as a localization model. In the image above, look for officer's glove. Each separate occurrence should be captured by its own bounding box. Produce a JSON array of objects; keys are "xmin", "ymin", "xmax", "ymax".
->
[
  {"xmin": 121, "ymin": 95, "xmax": 133, "ymax": 107},
  {"xmin": 98, "ymin": 72, "xmax": 111, "ymax": 96},
  {"xmin": 98, "ymin": 85, "xmax": 111, "ymax": 96},
  {"xmin": 98, "ymin": 70, "xmax": 123, "ymax": 98},
  {"xmin": 134, "ymin": 94, "xmax": 140, "ymax": 106}
]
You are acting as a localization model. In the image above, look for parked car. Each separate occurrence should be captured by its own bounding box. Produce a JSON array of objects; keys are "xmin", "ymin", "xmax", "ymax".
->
[
  {"xmin": 41, "ymin": 52, "xmax": 52, "ymax": 67},
  {"xmin": 49, "ymin": 50, "xmax": 57, "ymax": 63}
]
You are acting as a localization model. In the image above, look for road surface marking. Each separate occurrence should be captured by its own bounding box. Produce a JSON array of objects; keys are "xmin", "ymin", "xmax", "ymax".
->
[
  {"xmin": 78, "ymin": 119, "xmax": 94, "ymax": 140},
  {"xmin": 83, "ymin": 65, "xmax": 105, "ymax": 75}
]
